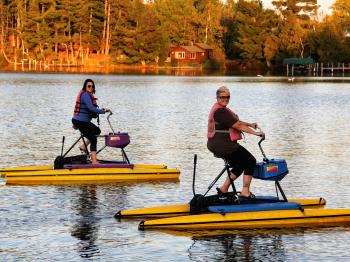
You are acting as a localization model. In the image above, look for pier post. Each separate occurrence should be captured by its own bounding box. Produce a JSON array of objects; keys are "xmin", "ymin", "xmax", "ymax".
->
[{"xmin": 331, "ymin": 63, "xmax": 333, "ymax": 76}]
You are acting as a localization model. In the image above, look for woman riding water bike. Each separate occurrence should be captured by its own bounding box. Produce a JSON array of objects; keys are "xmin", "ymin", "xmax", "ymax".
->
[
  {"xmin": 72, "ymin": 79, "xmax": 111, "ymax": 164},
  {"xmin": 207, "ymin": 86, "xmax": 264, "ymax": 198}
]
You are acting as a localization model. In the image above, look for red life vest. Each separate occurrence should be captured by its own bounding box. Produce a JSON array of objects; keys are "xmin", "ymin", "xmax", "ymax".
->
[
  {"xmin": 207, "ymin": 103, "xmax": 242, "ymax": 141},
  {"xmin": 73, "ymin": 90, "xmax": 98, "ymax": 117}
]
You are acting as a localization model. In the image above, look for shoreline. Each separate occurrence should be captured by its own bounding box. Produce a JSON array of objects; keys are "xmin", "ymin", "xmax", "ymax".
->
[
  {"xmin": 0, "ymin": 63, "xmax": 273, "ymax": 77},
  {"xmin": 1, "ymin": 64, "xmax": 350, "ymax": 79},
  {"xmin": 0, "ymin": 58, "xmax": 268, "ymax": 75}
]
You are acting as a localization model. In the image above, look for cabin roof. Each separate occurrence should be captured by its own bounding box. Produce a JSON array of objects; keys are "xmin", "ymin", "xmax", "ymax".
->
[
  {"xmin": 180, "ymin": 46, "xmax": 205, "ymax": 52},
  {"xmin": 194, "ymin": 43, "xmax": 213, "ymax": 50}
]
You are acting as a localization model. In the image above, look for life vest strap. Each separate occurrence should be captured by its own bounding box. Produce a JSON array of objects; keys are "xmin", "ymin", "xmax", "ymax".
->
[
  {"xmin": 215, "ymin": 130, "xmax": 230, "ymax": 134},
  {"xmin": 214, "ymin": 121, "xmax": 231, "ymax": 134}
]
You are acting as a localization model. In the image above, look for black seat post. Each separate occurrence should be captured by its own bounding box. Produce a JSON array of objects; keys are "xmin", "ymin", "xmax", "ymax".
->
[
  {"xmin": 275, "ymin": 181, "xmax": 288, "ymax": 202},
  {"xmin": 204, "ymin": 165, "xmax": 227, "ymax": 196},
  {"xmin": 224, "ymin": 159, "xmax": 237, "ymax": 194},
  {"xmin": 62, "ymin": 135, "xmax": 85, "ymax": 158},
  {"xmin": 121, "ymin": 148, "xmax": 130, "ymax": 164},
  {"xmin": 71, "ymin": 125, "xmax": 89, "ymax": 156},
  {"xmin": 81, "ymin": 135, "xmax": 89, "ymax": 155}
]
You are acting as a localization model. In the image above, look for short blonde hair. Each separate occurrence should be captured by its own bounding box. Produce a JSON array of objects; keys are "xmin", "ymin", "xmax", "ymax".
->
[{"xmin": 216, "ymin": 86, "xmax": 230, "ymax": 96}]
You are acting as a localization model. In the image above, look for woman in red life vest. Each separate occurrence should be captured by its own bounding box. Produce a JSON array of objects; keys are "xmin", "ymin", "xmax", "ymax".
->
[
  {"xmin": 72, "ymin": 79, "xmax": 111, "ymax": 164},
  {"xmin": 207, "ymin": 86, "xmax": 264, "ymax": 198}
]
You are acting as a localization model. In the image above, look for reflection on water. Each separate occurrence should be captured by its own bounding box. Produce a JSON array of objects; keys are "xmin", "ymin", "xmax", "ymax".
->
[
  {"xmin": 4, "ymin": 64, "xmax": 350, "ymax": 78},
  {"xmin": 1, "ymin": 66, "xmax": 225, "ymax": 77},
  {"xmin": 188, "ymin": 234, "xmax": 285, "ymax": 262},
  {"xmin": 70, "ymin": 187, "xmax": 100, "ymax": 258},
  {"xmin": 1, "ymin": 74, "xmax": 350, "ymax": 261},
  {"xmin": 69, "ymin": 185, "xmax": 129, "ymax": 259},
  {"xmin": 163, "ymin": 227, "xmax": 350, "ymax": 261}
]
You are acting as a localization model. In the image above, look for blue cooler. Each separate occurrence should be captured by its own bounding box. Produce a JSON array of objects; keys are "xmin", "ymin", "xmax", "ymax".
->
[{"xmin": 253, "ymin": 159, "xmax": 288, "ymax": 181}]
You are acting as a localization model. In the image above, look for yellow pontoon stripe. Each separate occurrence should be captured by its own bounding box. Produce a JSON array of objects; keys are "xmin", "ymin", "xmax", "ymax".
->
[
  {"xmin": 0, "ymin": 164, "xmax": 167, "ymax": 173},
  {"xmin": 143, "ymin": 214, "xmax": 350, "ymax": 228},
  {"xmin": 6, "ymin": 171, "xmax": 180, "ymax": 178},
  {"xmin": 139, "ymin": 210, "xmax": 350, "ymax": 229},
  {"xmin": 116, "ymin": 198, "xmax": 326, "ymax": 219}
]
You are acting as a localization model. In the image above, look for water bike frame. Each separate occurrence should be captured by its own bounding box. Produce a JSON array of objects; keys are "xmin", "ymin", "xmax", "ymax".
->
[
  {"xmin": 55, "ymin": 112, "xmax": 131, "ymax": 168},
  {"xmin": 191, "ymin": 132, "xmax": 290, "ymax": 208},
  {"xmin": 253, "ymin": 134, "xmax": 289, "ymax": 201}
]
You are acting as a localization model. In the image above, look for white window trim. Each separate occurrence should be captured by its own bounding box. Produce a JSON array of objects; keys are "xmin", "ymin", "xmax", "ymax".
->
[{"xmin": 175, "ymin": 52, "xmax": 185, "ymax": 59}]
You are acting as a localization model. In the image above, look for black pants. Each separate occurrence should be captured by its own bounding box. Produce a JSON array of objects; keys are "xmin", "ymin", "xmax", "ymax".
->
[
  {"xmin": 72, "ymin": 119, "xmax": 101, "ymax": 152},
  {"xmin": 223, "ymin": 145, "xmax": 256, "ymax": 177}
]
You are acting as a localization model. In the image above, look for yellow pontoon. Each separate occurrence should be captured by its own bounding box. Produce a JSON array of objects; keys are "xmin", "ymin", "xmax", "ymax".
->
[
  {"xmin": 115, "ymin": 198, "xmax": 326, "ymax": 219},
  {"xmin": 138, "ymin": 208, "xmax": 350, "ymax": 230},
  {"xmin": 1, "ymin": 163, "xmax": 180, "ymax": 185}
]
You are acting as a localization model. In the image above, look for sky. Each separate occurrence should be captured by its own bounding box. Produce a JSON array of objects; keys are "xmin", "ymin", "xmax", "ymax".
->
[{"xmin": 262, "ymin": 0, "xmax": 336, "ymax": 13}]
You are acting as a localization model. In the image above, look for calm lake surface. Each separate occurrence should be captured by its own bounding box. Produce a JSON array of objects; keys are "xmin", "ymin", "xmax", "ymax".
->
[{"xmin": 1, "ymin": 73, "xmax": 350, "ymax": 261}]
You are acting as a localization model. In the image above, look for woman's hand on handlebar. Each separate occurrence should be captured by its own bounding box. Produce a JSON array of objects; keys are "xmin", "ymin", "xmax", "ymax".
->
[
  {"xmin": 250, "ymin": 122, "xmax": 258, "ymax": 129},
  {"xmin": 257, "ymin": 131, "xmax": 265, "ymax": 138},
  {"xmin": 104, "ymin": 108, "xmax": 112, "ymax": 113}
]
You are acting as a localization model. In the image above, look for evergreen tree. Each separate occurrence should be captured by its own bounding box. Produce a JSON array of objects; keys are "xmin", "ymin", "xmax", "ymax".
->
[
  {"xmin": 109, "ymin": 0, "xmax": 132, "ymax": 60},
  {"xmin": 193, "ymin": 0, "xmax": 224, "ymax": 48},
  {"xmin": 44, "ymin": 0, "xmax": 65, "ymax": 55},
  {"xmin": 155, "ymin": 0, "xmax": 197, "ymax": 46},
  {"xmin": 58, "ymin": 0, "xmax": 82, "ymax": 62},
  {"xmin": 331, "ymin": 0, "xmax": 350, "ymax": 33},
  {"xmin": 278, "ymin": 14, "xmax": 307, "ymax": 58},
  {"xmin": 221, "ymin": 0, "xmax": 241, "ymax": 60},
  {"xmin": 308, "ymin": 19, "xmax": 349, "ymax": 62},
  {"xmin": 86, "ymin": 0, "xmax": 105, "ymax": 51},
  {"xmin": 22, "ymin": 0, "xmax": 41, "ymax": 59},
  {"xmin": 235, "ymin": 0, "xmax": 281, "ymax": 66},
  {"xmin": 272, "ymin": 0, "xmax": 318, "ymax": 59},
  {"xmin": 111, "ymin": 0, "xmax": 166, "ymax": 64},
  {"xmin": 272, "ymin": 0, "xmax": 318, "ymax": 21}
]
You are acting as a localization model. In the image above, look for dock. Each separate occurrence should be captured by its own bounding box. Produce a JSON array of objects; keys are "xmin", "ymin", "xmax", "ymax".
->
[{"xmin": 285, "ymin": 58, "xmax": 350, "ymax": 76}]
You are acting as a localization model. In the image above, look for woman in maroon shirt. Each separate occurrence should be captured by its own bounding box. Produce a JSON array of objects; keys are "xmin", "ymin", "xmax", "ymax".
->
[{"xmin": 207, "ymin": 86, "xmax": 264, "ymax": 198}]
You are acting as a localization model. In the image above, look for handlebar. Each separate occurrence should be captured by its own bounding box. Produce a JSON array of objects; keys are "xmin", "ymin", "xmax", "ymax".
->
[
  {"xmin": 256, "ymin": 126, "xmax": 265, "ymax": 140},
  {"xmin": 106, "ymin": 112, "xmax": 115, "ymax": 134},
  {"xmin": 256, "ymin": 127, "xmax": 268, "ymax": 161}
]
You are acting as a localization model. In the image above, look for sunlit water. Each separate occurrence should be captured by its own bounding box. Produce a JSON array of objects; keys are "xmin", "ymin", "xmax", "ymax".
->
[{"xmin": 1, "ymin": 73, "xmax": 350, "ymax": 261}]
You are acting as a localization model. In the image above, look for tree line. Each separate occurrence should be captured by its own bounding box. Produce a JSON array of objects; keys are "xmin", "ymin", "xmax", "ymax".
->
[{"xmin": 0, "ymin": 0, "xmax": 349, "ymax": 68}]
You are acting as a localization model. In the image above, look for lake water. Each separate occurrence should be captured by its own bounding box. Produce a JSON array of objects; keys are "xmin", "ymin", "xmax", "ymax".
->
[{"xmin": 1, "ymin": 73, "xmax": 350, "ymax": 261}]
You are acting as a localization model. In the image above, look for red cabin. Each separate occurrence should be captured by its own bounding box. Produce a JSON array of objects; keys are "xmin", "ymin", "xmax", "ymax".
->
[{"xmin": 169, "ymin": 43, "xmax": 213, "ymax": 64}]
